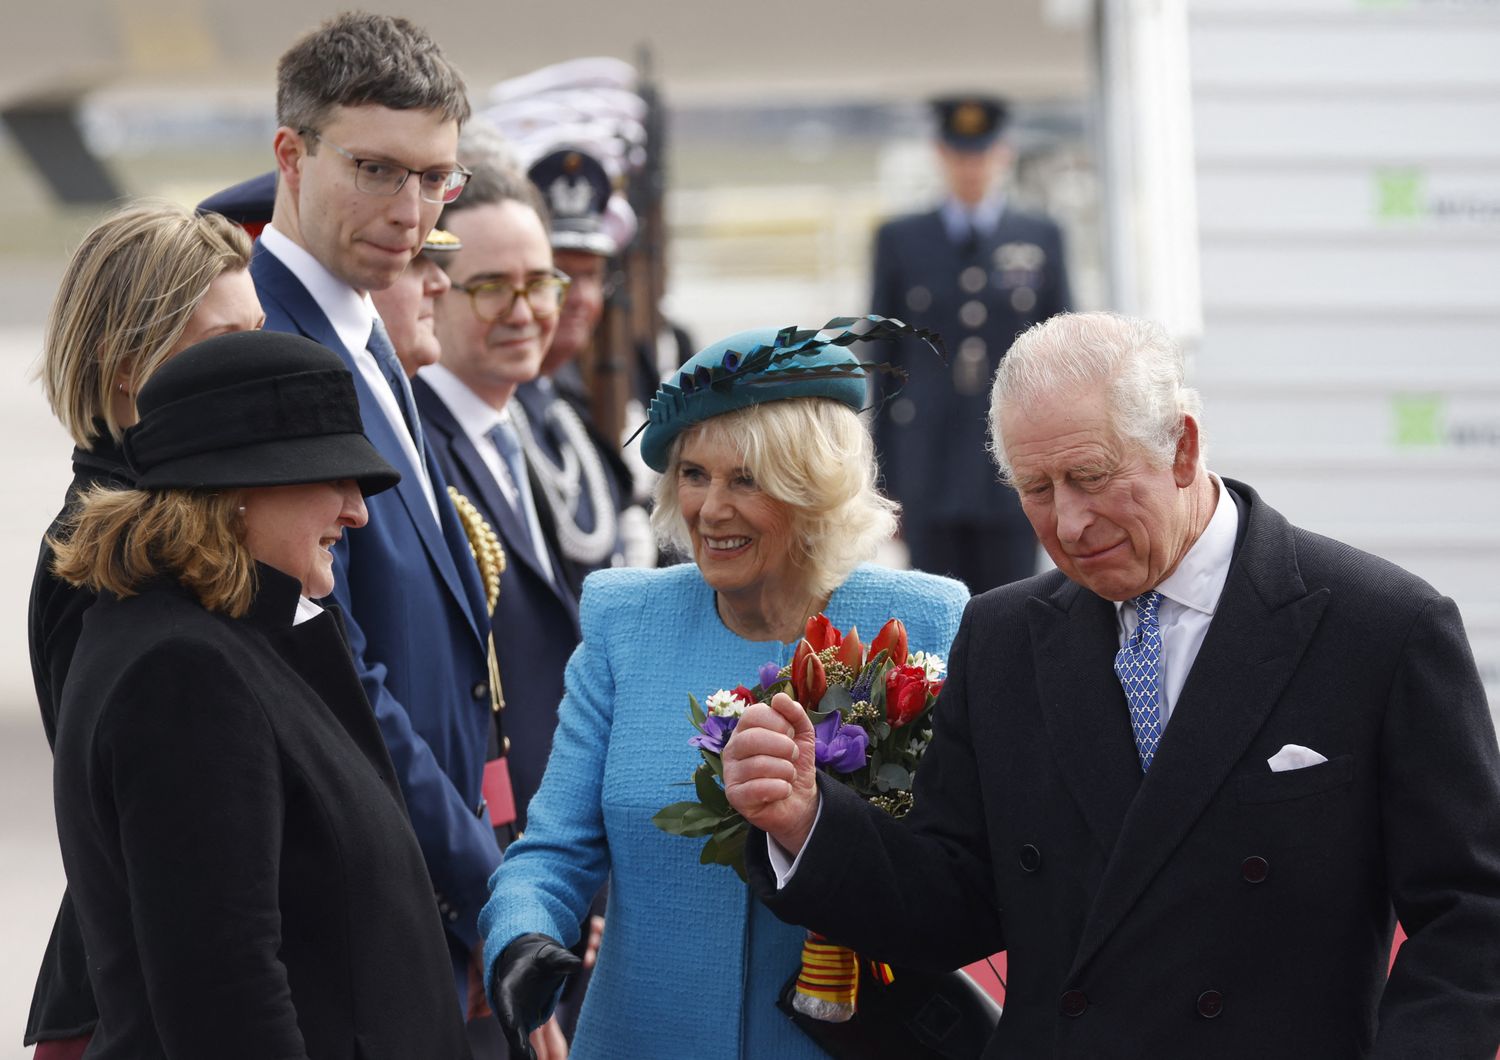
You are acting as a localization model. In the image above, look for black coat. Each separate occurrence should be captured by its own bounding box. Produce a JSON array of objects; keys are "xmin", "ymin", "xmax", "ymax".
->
[
  {"xmin": 752, "ymin": 481, "xmax": 1500, "ymax": 1057},
  {"xmin": 52, "ymin": 564, "xmax": 470, "ymax": 1059},
  {"xmin": 26, "ymin": 434, "xmax": 131, "ymax": 1044}
]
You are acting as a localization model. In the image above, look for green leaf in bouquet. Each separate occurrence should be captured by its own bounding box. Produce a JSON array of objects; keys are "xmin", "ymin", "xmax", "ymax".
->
[
  {"xmin": 700, "ymin": 818, "xmax": 750, "ymax": 881},
  {"xmin": 688, "ymin": 693, "xmax": 706, "ymax": 728},
  {"xmin": 817, "ymin": 683, "xmax": 853, "ymax": 716},
  {"xmin": 651, "ymin": 801, "xmax": 727, "ymax": 838},
  {"xmin": 693, "ymin": 762, "xmax": 732, "ymax": 815},
  {"xmin": 876, "ymin": 763, "xmax": 913, "ymax": 792},
  {"xmin": 869, "ymin": 667, "xmax": 890, "ymax": 716}
]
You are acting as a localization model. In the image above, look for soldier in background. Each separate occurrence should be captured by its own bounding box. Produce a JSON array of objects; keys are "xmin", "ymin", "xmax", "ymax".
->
[
  {"xmin": 372, "ymin": 227, "xmax": 461, "ymax": 377},
  {"xmin": 872, "ymin": 95, "xmax": 1072, "ymax": 592},
  {"xmin": 516, "ymin": 147, "xmax": 652, "ymax": 597}
]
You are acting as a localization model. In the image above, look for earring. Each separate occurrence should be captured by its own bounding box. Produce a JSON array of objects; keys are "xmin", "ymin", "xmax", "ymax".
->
[
  {"xmin": 237, "ymin": 505, "xmax": 246, "ymax": 515},
  {"xmin": 117, "ymin": 381, "xmax": 128, "ymax": 393}
]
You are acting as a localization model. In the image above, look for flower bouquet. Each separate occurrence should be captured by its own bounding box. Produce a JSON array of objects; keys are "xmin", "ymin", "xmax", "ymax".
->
[{"xmin": 652, "ymin": 613, "xmax": 947, "ymax": 1027}]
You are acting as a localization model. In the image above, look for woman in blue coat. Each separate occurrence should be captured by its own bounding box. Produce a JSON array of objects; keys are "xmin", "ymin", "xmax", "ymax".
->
[{"xmin": 480, "ymin": 318, "xmax": 971, "ymax": 1058}]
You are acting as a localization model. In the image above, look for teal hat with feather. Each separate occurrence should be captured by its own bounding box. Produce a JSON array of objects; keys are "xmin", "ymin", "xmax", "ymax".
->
[{"xmin": 636, "ymin": 315, "xmax": 944, "ymax": 472}]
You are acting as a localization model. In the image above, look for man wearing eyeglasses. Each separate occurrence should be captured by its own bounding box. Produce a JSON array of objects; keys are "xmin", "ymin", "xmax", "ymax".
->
[
  {"xmin": 413, "ymin": 149, "xmax": 584, "ymax": 856},
  {"xmin": 246, "ymin": 14, "xmax": 510, "ymax": 1053}
]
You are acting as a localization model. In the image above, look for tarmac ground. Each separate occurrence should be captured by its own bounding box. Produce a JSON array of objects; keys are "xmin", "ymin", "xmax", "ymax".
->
[{"xmin": 2, "ymin": 715, "xmax": 64, "ymax": 1058}]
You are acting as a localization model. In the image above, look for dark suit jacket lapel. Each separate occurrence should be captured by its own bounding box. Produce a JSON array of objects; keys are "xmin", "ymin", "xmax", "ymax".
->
[
  {"xmin": 251, "ymin": 245, "xmax": 485, "ymax": 644},
  {"xmin": 1067, "ymin": 481, "xmax": 1331, "ymax": 978},
  {"xmin": 414, "ymin": 380, "xmax": 572, "ymax": 614},
  {"xmin": 1030, "ymin": 579, "xmax": 1143, "ymax": 857}
]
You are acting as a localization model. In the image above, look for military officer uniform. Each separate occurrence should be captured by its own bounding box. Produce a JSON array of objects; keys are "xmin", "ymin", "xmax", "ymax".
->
[{"xmin": 872, "ymin": 96, "xmax": 1071, "ymax": 592}]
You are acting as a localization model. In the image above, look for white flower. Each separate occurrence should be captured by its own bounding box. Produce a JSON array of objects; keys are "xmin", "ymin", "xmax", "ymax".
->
[
  {"xmin": 909, "ymin": 651, "xmax": 946, "ymax": 681},
  {"xmin": 705, "ymin": 689, "xmax": 748, "ymax": 717}
]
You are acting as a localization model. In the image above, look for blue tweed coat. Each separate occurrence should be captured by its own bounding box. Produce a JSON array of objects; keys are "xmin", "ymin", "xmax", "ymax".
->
[{"xmin": 480, "ymin": 562, "xmax": 968, "ymax": 1058}]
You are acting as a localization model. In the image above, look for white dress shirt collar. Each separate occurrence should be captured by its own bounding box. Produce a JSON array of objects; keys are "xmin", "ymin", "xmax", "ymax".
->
[
  {"xmin": 420, "ymin": 364, "xmax": 504, "ymax": 437},
  {"xmin": 419, "ymin": 365, "xmax": 557, "ymax": 586},
  {"xmin": 1153, "ymin": 473, "xmax": 1237, "ymax": 618},
  {"xmin": 260, "ymin": 225, "xmax": 377, "ymax": 360}
]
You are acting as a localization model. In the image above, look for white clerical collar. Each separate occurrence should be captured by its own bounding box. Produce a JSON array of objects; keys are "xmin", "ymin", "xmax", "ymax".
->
[
  {"xmin": 293, "ymin": 595, "xmax": 325, "ymax": 625},
  {"xmin": 419, "ymin": 363, "xmax": 506, "ymax": 437},
  {"xmin": 1152, "ymin": 472, "xmax": 1237, "ymax": 617},
  {"xmin": 260, "ymin": 224, "xmax": 378, "ymax": 360}
]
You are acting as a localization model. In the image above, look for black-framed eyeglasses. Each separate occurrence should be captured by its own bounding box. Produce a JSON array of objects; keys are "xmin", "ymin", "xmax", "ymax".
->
[
  {"xmin": 450, "ymin": 269, "xmax": 572, "ymax": 321},
  {"xmin": 303, "ymin": 130, "xmax": 471, "ymax": 204}
]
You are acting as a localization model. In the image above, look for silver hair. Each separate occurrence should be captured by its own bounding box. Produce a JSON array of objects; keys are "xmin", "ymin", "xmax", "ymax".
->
[
  {"xmin": 439, "ymin": 120, "xmax": 546, "ymax": 220},
  {"xmin": 651, "ymin": 398, "xmax": 899, "ymax": 601},
  {"xmin": 988, "ymin": 311, "xmax": 1204, "ymax": 481}
]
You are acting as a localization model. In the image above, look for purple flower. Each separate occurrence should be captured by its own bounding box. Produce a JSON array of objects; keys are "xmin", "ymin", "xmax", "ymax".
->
[
  {"xmin": 690, "ymin": 714, "xmax": 739, "ymax": 755},
  {"xmin": 758, "ymin": 661, "xmax": 782, "ymax": 690},
  {"xmin": 814, "ymin": 713, "xmax": 869, "ymax": 773}
]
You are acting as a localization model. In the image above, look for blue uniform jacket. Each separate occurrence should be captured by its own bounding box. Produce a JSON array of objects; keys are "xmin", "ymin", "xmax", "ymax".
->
[{"xmin": 871, "ymin": 205, "xmax": 1070, "ymax": 529}]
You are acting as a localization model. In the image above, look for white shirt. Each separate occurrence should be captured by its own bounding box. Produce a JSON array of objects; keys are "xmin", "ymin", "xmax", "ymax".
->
[
  {"xmin": 419, "ymin": 365, "xmax": 557, "ymax": 587},
  {"xmin": 1113, "ymin": 473, "xmax": 1238, "ymax": 727},
  {"xmin": 259, "ymin": 225, "xmax": 438, "ymax": 520},
  {"xmin": 772, "ymin": 473, "xmax": 1239, "ymax": 886},
  {"xmin": 293, "ymin": 596, "xmax": 324, "ymax": 625}
]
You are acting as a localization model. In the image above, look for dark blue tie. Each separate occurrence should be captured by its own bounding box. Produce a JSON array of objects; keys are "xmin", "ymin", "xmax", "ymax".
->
[
  {"xmin": 368, "ymin": 318, "xmax": 426, "ymax": 466},
  {"xmin": 1115, "ymin": 590, "xmax": 1165, "ymax": 772}
]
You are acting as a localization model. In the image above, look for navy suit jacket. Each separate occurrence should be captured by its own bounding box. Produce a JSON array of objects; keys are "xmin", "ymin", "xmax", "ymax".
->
[
  {"xmin": 870, "ymin": 205, "xmax": 1070, "ymax": 529},
  {"xmin": 250, "ymin": 245, "xmax": 501, "ymax": 956},
  {"xmin": 754, "ymin": 480, "xmax": 1500, "ymax": 1057},
  {"xmin": 414, "ymin": 377, "xmax": 580, "ymax": 832}
]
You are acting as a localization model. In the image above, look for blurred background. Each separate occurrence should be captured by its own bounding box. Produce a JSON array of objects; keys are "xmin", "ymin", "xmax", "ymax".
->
[{"xmin": 2, "ymin": 0, "xmax": 1497, "ymax": 1051}]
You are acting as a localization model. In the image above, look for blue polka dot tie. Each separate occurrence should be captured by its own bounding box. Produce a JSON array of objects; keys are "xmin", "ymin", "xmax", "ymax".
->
[{"xmin": 1115, "ymin": 590, "xmax": 1165, "ymax": 773}]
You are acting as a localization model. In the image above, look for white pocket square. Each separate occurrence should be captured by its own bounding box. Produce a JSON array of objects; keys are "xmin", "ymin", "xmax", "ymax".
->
[{"xmin": 1267, "ymin": 744, "xmax": 1328, "ymax": 773}]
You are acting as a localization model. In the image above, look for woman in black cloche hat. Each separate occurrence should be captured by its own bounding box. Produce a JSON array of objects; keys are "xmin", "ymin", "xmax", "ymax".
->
[{"xmin": 48, "ymin": 330, "xmax": 470, "ymax": 1059}]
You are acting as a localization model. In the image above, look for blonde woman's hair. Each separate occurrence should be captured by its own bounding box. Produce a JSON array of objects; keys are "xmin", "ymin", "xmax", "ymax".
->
[
  {"xmin": 651, "ymin": 398, "xmax": 899, "ymax": 601},
  {"xmin": 42, "ymin": 201, "xmax": 253, "ymax": 448},
  {"xmin": 49, "ymin": 487, "xmax": 257, "ymax": 617}
]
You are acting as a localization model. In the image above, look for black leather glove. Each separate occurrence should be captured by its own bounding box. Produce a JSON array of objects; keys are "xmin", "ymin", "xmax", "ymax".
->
[{"xmin": 492, "ymin": 932, "xmax": 582, "ymax": 1059}]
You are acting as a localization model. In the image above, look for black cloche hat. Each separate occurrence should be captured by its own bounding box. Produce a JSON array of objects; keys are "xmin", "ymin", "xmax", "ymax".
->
[{"xmin": 123, "ymin": 331, "xmax": 400, "ymax": 496}]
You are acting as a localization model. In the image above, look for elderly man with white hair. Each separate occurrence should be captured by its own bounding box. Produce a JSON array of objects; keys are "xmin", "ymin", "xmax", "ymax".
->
[{"xmin": 723, "ymin": 310, "xmax": 1500, "ymax": 1058}]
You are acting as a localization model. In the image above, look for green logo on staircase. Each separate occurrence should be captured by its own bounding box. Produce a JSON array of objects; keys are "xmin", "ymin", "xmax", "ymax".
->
[
  {"xmin": 1392, "ymin": 394, "xmax": 1445, "ymax": 447},
  {"xmin": 1376, "ymin": 168, "xmax": 1424, "ymax": 220}
]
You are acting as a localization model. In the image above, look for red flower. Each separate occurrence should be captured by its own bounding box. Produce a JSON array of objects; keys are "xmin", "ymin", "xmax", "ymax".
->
[
  {"xmin": 789, "ymin": 639, "xmax": 829, "ymax": 708},
  {"xmin": 791, "ymin": 639, "xmax": 813, "ymax": 690},
  {"xmin": 927, "ymin": 678, "xmax": 945, "ymax": 699},
  {"xmin": 869, "ymin": 618, "xmax": 908, "ymax": 668},
  {"xmin": 885, "ymin": 664, "xmax": 929, "ymax": 728},
  {"xmin": 731, "ymin": 685, "xmax": 757, "ymax": 706},
  {"xmin": 836, "ymin": 625, "xmax": 864, "ymax": 671},
  {"xmin": 804, "ymin": 613, "xmax": 843, "ymax": 652}
]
